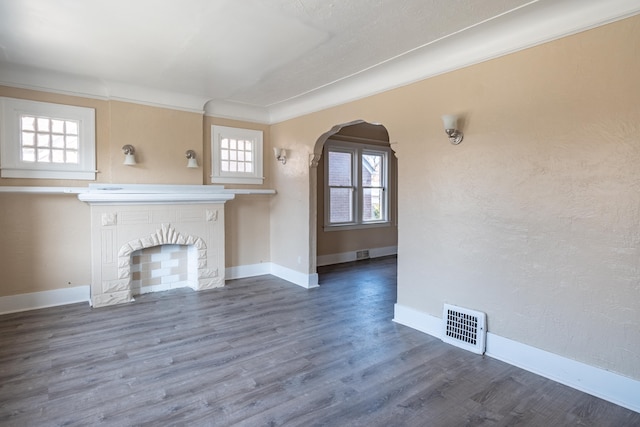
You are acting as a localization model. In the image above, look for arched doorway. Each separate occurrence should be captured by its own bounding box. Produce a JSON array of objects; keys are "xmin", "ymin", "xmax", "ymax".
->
[{"xmin": 309, "ymin": 120, "xmax": 398, "ymax": 278}]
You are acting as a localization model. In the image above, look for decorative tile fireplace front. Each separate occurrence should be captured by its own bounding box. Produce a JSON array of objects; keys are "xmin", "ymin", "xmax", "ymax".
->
[{"xmin": 79, "ymin": 185, "xmax": 234, "ymax": 307}]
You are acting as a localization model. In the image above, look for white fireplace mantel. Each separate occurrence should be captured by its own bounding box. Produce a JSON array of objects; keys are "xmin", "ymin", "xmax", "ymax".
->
[
  {"xmin": 76, "ymin": 184, "xmax": 260, "ymax": 307},
  {"xmin": 78, "ymin": 184, "xmax": 236, "ymax": 204}
]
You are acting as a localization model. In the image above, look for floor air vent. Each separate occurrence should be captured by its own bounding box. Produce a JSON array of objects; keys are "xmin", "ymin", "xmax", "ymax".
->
[{"xmin": 442, "ymin": 304, "xmax": 486, "ymax": 355}]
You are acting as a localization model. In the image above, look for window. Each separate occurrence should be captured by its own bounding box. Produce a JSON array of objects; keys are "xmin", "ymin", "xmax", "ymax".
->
[
  {"xmin": 324, "ymin": 140, "xmax": 390, "ymax": 229},
  {"xmin": 211, "ymin": 125, "xmax": 263, "ymax": 185},
  {"xmin": 0, "ymin": 97, "xmax": 96, "ymax": 180}
]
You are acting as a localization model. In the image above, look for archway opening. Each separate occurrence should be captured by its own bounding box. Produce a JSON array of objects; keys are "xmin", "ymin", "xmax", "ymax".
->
[{"xmin": 310, "ymin": 120, "xmax": 397, "ymax": 279}]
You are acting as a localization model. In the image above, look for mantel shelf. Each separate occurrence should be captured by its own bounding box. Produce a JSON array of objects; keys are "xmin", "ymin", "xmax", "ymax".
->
[
  {"xmin": 0, "ymin": 184, "xmax": 277, "ymax": 203},
  {"xmin": 77, "ymin": 192, "xmax": 236, "ymax": 204}
]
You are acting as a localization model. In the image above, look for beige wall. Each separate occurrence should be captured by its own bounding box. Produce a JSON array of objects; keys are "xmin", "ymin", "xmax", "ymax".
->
[
  {"xmin": 109, "ymin": 101, "xmax": 204, "ymax": 184},
  {"xmin": 0, "ymin": 194, "xmax": 91, "ymax": 295},
  {"xmin": 0, "ymin": 89, "xmax": 273, "ymax": 298},
  {"xmin": 225, "ymin": 195, "xmax": 272, "ymax": 267},
  {"xmin": 270, "ymin": 16, "xmax": 640, "ymax": 380},
  {"xmin": 0, "ymin": 88, "xmax": 107, "ymax": 297},
  {"xmin": 204, "ymin": 116, "xmax": 272, "ymax": 268}
]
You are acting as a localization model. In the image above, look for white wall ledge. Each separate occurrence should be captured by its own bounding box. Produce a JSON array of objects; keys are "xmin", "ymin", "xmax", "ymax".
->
[
  {"xmin": 0, "ymin": 186, "xmax": 87, "ymax": 194},
  {"xmin": 0, "ymin": 184, "xmax": 276, "ymax": 198}
]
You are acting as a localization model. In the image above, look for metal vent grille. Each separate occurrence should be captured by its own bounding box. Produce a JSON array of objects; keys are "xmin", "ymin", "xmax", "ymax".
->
[{"xmin": 442, "ymin": 304, "xmax": 486, "ymax": 355}]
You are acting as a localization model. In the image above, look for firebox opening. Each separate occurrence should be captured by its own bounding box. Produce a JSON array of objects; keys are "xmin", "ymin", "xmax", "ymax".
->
[{"xmin": 130, "ymin": 244, "xmax": 199, "ymax": 295}]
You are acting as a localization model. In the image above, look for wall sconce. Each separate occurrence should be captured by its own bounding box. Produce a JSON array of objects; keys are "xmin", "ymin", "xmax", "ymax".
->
[
  {"xmin": 442, "ymin": 114, "xmax": 464, "ymax": 145},
  {"xmin": 122, "ymin": 144, "xmax": 136, "ymax": 165},
  {"xmin": 273, "ymin": 147, "xmax": 287, "ymax": 164},
  {"xmin": 185, "ymin": 150, "xmax": 198, "ymax": 168}
]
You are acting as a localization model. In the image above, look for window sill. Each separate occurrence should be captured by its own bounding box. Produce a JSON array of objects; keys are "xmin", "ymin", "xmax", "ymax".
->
[
  {"xmin": 323, "ymin": 221, "xmax": 391, "ymax": 232},
  {"xmin": 211, "ymin": 176, "xmax": 264, "ymax": 185}
]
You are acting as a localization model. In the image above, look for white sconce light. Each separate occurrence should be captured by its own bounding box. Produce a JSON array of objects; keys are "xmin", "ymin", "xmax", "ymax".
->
[
  {"xmin": 273, "ymin": 147, "xmax": 287, "ymax": 164},
  {"xmin": 185, "ymin": 149, "xmax": 198, "ymax": 168},
  {"xmin": 122, "ymin": 144, "xmax": 136, "ymax": 165},
  {"xmin": 442, "ymin": 114, "xmax": 464, "ymax": 145}
]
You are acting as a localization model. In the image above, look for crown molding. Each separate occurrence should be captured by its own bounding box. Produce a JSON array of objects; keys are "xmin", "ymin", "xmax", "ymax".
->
[
  {"xmin": 204, "ymin": 99, "xmax": 271, "ymax": 124},
  {"xmin": 266, "ymin": 0, "xmax": 640, "ymax": 124},
  {"xmin": 0, "ymin": 62, "xmax": 207, "ymax": 114},
  {"xmin": 0, "ymin": 62, "xmax": 110, "ymax": 101},
  {"xmin": 105, "ymin": 81, "xmax": 207, "ymax": 114}
]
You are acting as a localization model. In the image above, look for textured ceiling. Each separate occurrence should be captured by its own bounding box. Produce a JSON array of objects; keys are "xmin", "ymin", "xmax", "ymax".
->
[{"xmin": 0, "ymin": 0, "xmax": 638, "ymax": 122}]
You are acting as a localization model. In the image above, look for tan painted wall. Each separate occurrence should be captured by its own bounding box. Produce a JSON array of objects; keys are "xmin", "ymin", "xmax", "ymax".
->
[
  {"xmin": 0, "ymin": 89, "xmax": 273, "ymax": 298},
  {"xmin": 109, "ymin": 101, "xmax": 203, "ymax": 184},
  {"xmin": 0, "ymin": 88, "xmax": 107, "ymax": 297},
  {"xmin": 204, "ymin": 116, "xmax": 272, "ymax": 268},
  {"xmin": 270, "ymin": 16, "xmax": 640, "ymax": 380},
  {"xmin": 225, "ymin": 195, "xmax": 272, "ymax": 267},
  {"xmin": 0, "ymin": 194, "xmax": 91, "ymax": 295}
]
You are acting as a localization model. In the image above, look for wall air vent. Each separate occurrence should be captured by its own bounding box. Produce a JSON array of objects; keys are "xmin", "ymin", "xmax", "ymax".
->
[
  {"xmin": 442, "ymin": 304, "xmax": 486, "ymax": 355},
  {"xmin": 356, "ymin": 249, "xmax": 370, "ymax": 260}
]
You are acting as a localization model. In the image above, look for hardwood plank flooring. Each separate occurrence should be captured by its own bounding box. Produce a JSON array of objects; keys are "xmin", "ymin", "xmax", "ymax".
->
[{"xmin": 0, "ymin": 256, "xmax": 638, "ymax": 426}]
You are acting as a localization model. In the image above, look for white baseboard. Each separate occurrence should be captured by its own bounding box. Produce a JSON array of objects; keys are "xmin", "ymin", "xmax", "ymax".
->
[
  {"xmin": 226, "ymin": 262, "xmax": 319, "ymax": 289},
  {"xmin": 486, "ymin": 334, "xmax": 640, "ymax": 413},
  {"xmin": 0, "ymin": 262, "xmax": 318, "ymax": 315},
  {"xmin": 0, "ymin": 285, "xmax": 90, "ymax": 315},
  {"xmin": 317, "ymin": 245, "xmax": 397, "ymax": 266},
  {"xmin": 225, "ymin": 263, "xmax": 272, "ymax": 280},
  {"xmin": 270, "ymin": 263, "xmax": 319, "ymax": 289},
  {"xmin": 393, "ymin": 303, "xmax": 640, "ymax": 413},
  {"xmin": 393, "ymin": 303, "xmax": 442, "ymax": 337}
]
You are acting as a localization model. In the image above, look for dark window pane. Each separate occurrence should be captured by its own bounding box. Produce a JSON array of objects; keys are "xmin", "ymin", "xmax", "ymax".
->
[
  {"xmin": 328, "ymin": 151, "xmax": 352, "ymax": 186},
  {"xmin": 329, "ymin": 188, "xmax": 353, "ymax": 223}
]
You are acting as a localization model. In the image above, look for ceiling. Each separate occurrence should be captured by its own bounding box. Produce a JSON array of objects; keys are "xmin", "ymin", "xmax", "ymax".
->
[{"xmin": 0, "ymin": 0, "xmax": 638, "ymax": 123}]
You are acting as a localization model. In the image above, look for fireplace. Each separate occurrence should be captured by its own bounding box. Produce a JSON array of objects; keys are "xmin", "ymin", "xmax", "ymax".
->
[{"xmin": 79, "ymin": 184, "xmax": 234, "ymax": 307}]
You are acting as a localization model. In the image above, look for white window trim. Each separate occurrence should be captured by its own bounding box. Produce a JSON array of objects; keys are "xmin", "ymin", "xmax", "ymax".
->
[
  {"xmin": 211, "ymin": 125, "xmax": 264, "ymax": 185},
  {"xmin": 0, "ymin": 97, "xmax": 96, "ymax": 180},
  {"xmin": 324, "ymin": 140, "xmax": 391, "ymax": 231}
]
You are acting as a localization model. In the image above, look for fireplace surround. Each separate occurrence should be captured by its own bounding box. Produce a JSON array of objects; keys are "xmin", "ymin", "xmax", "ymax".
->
[{"xmin": 79, "ymin": 184, "xmax": 235, "ymax": 307}]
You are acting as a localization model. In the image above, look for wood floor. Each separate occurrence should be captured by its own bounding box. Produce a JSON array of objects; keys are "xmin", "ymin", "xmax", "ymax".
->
[{"xmin": 1, "ymin": 256, "xmax": 638, "ymax": 426}]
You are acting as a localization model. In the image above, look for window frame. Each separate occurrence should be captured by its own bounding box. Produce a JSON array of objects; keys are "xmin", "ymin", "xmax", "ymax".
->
[
  {"xmin": 211, "ymin": 125, "xmax": 264, "ymax": 185},
  {"xmin": 0, "ymin": 97, "xmax": 96, "ymax": 180},
  {"xmin": 324, "ymin": 140, "xmax": 391, "ymax": 231}
]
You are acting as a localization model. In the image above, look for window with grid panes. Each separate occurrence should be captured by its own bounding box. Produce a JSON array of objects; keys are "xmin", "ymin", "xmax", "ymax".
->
[
  {"xmin": 21, "ymin": 115, "xmax": 80, "ymax": 164},
  {"xmin": 324, "ymin": 140, "xmax": 390, "ymax": 230},
  {"xmin": 211, "ymin": 125, "xmax": 263, "ymax": 185},
  {"xmin": 0, "ymin": 97, "xmax": 96, "ymax": 180}
]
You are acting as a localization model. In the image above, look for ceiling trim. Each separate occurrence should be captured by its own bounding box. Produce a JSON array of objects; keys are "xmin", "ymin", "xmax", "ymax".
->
[
  {"xmin": 1, "ymin": 0, "xmax": 638, "ymax": 123},
  {"xmin": 106, "ymin": 81, "xmax": 208, "ymax": 114},
  {"xmin": 0, "ymin": 62, "xmax": 110, "ymax": 101},
  {"xmin": 203, "ymin": 100, "xmax": 271, "ymax": 124},
  {"xmin": 263, "ymin": 0, "xmax": 640, "ymax": 124},
  {"xmin": 0, "ymin": 62, "xmax": 208, "ymax": 113}
]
